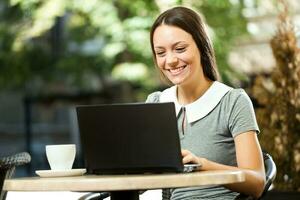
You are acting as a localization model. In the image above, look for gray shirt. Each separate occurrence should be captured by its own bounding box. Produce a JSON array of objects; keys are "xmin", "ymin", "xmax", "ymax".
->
[{"xmin": 146, "ymin": 81, "xmax": 259, "ymax": 200}]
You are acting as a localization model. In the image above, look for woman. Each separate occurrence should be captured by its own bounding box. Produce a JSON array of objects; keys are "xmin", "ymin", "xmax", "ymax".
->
[{"xmin": 146, "ymin": 6, "xmax": 266, "ymax": 200}]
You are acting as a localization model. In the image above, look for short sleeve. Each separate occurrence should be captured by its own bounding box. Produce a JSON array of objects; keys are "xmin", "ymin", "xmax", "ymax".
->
[
  {"xmin": 228, "ymin": 89, "xmax": 260, "ymax": 138},
  {"xmin": 145, "ymin": 91, "xmax": 161, "ymax": 103}
]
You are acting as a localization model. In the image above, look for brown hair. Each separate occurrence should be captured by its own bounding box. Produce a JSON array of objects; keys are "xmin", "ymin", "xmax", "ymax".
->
[{"xmin": 150, "ymin": 6, "xmax": 219, "ymax": 83}]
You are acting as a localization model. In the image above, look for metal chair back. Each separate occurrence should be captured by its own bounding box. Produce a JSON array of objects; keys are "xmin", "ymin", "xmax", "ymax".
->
[{"xmin": 0, "ymin": 152, "xmax": 31, "ymax": 200}]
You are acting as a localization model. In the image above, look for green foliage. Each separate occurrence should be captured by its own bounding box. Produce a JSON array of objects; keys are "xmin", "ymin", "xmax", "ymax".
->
[
  {"xmin": 0, "ymin": 0, "xmax": 248, "ymax": 93},
  {"xmin": 192, "ymin": 0, "xmax": 249, "ymax": 85},
  {"xmin": 0, "ymin": 0, "xmax": 159, "ymax": 92}
]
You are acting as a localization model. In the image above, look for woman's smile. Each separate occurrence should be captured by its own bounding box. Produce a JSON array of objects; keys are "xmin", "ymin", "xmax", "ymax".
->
[
  {"xmin": 168, "ymin": 65, "xmax": 187, "ymax": 76},
  {"xmin": 153, "ymin": 25, "xmax": 202, "ymax": 86}
]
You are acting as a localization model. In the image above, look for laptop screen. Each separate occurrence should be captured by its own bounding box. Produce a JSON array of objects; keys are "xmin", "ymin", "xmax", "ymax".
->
[{"xmin": 76, "ymin": 102, "xmax": 183, "ymax": 174}]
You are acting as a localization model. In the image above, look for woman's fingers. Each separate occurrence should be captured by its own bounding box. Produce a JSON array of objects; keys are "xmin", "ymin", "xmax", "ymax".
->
[
  {"xmin": 181, "ymin": 149, "xmax": 197, "ymax": 164},
  {"xmin": 181, "ymin": 149, "xmax": 190, "ymax": 156}
]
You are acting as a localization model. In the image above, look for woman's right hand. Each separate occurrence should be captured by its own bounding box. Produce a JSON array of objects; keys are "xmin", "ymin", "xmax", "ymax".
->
[{"xmin": 181, "ymin": 149, "xmax": 203, "ymax": 166}]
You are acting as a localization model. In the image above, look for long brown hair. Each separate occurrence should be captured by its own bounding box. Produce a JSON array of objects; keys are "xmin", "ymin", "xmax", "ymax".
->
[{"xmin": 150, "ymin": 6, "xmax": 219, "ymax": 83}]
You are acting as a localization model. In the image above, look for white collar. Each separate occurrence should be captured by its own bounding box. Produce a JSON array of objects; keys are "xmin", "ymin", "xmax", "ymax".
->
[{"xmin": 159, "ymin": 81, "xmax": 233, "ymax": 123}]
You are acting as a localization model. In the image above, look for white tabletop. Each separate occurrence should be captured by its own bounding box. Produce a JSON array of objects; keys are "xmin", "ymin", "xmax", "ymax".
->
[{"xmin": 4, "ymin": 170, "xmax": 245, "ymax": 192}]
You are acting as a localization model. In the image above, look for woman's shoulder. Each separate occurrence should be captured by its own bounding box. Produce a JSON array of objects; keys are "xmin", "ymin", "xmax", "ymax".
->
[
  {"xmin": 145, "ymin": 86, "xmax": 175, "ymax": 103},
  {"xmin": 145, "ymin": 91, "xmax": 162, "ymax": 103},
  {"xmin": 228, "ymin": 88, "xmax": 251, "ymax": 99},
  {"xmin": 224, "ymin": 87, "xmax": 253, "ymax": 107}
]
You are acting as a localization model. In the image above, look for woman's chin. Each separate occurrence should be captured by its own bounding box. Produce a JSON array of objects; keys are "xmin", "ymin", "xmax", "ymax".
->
[{"xmin": 169, "ymin": 78, "xmax": 185, "ymax": 85}]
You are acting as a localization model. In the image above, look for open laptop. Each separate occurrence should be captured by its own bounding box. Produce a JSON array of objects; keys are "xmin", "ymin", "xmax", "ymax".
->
[{"xmin": 76, "ymin": 102, "xmax": 200, "ymax": 175}]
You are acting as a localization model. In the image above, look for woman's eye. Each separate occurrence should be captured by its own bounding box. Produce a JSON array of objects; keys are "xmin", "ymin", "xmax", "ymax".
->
[
  {"xmin": 156, "ymin": 51, "xmax": 165, "ymax": 57},
  {"xmin": 176, "ymin": 47, "xmax": 186, "ymax": 52}
]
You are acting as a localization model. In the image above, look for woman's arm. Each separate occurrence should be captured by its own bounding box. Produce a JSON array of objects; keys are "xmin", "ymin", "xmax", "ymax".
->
[{"xmin": 181, "ymin": 131, "xmax": 266, "ymax": 199}]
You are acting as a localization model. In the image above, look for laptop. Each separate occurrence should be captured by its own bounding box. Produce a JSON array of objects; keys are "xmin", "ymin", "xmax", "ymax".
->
[{"xmin": 76, "ymin": 102, "xmax": 200, "ymax": 175}]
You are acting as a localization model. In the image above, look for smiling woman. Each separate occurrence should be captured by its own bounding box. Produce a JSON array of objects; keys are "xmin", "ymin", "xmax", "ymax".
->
[
  {"xmin": 146, "ymin": 6, "xmax": 266, "ymax": 200},
  {"xmin": 153, "ymin": 25, "xmax": 203, "ymax": 87}
]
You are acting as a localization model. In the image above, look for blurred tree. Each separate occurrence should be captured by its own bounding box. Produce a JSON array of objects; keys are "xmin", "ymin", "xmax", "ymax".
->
[
  {"xmin": 190, "ymin": 0, "xmax": 249, "ymax": 85},
  {"xmin": 252, "ymin": 0, "xmax": 300, "ymax": 191},
  {"xmin": 0, "ymin": 0, "xmax": 158, "ymax": 94},
  {"xmin": 0, "ymin": 0, "xmax": 249, "ymax": 95}
]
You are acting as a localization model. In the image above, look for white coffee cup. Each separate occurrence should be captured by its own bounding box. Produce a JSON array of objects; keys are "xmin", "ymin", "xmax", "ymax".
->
[{"xmin": 46, "ymin": 144, "xmax": 76, "ymax": 171}]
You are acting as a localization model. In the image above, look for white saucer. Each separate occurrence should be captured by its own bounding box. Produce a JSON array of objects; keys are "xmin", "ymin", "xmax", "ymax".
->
[{"xmin": 35, "ymin": 168, "xmax": 86, "ymax": 178}]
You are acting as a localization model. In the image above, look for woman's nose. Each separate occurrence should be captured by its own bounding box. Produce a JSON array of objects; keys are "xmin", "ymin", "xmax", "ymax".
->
[{"xmin": 166, "ymin": 53, "xmax": 178, "ymax": 66}]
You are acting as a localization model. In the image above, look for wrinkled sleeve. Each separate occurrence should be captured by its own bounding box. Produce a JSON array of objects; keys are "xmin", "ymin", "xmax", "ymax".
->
[
  {"xmin": 228, "ymin": 89, "xmax": 260, "ymax": 138},
  {"xmin": 145, "ymin": 91, "xmax": 161, "ymax": 103}
]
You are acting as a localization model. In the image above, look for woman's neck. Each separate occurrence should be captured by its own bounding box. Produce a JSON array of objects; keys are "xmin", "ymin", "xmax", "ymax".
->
[{"xmin": 177, "ymin": 78, "xmax": 213, "ymax": 105}]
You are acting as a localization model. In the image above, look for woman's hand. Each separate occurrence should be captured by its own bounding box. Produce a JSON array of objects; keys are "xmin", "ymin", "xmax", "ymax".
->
[
  {"xmin": 181, "ymin": 132, "xmax": 266, "ymax": 198},
  {"xmin": 181, "ymin": 149, "xmax": 202, "ymax": 165}
]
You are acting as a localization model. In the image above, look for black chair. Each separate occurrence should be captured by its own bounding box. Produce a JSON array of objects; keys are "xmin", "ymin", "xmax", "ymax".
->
[
  {"xmin": 79, "ymin": 190, "xmax": 146, "ymax": 200},
  {"xmin": 0, "ymin": 152, "xmax": 31, "ymax": 200},
  {"xmin": 78, "ymin": 192, "xmax": 110, "ymax": 200},
  {"xmin": 79, "ymin": 191, "xmax": 146, "ymax": 200},
  {"xmin": 260, "ymin": 152, "xmax": 277, "ymax": 198},
  {"xmin": 162, "ymin": 151, "xmax": 277, "ymax": 200}
]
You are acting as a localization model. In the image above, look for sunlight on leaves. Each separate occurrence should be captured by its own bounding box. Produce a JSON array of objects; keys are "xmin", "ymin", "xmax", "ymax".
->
[
  {"xmin": 68, "ymin": 14, "xmax": 86, "ymax": 27},
  {"xmin": 112, "ymin": 62, "xmax": 149, "ymax": 82},
  {"xmin": 123, "ymin": 17, "xmax": 153, "ymax": 29},
  {"xmin": 103, "ymin": 42, "xmax": 126, "ymax": 58},
  {"xmin": 10, "ymin": 0, "xmax": 40, "ymax": 7},
  {"xmin": 30, "ymin": 0, "xmax": 67, "ymax": 36},
  {"xmin": 71, "ymin": 0, "xmax": 98, "ymax": 13},
  {"xmin": 12, "ymin": 0, "xmax": 68, "ymax": 50},
  {"xmin": 89, "ymin": 2, "xmax": 120, "ymax": 28},
  {"xmin": 126, "ymin": 29, "xmax": 152, "ymax": 57}
]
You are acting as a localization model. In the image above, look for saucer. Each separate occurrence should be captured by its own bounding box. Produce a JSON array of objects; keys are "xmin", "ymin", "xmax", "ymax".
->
[{"xmin": 35, "ymin": 168, "xmax": 86, "ymax": 178}]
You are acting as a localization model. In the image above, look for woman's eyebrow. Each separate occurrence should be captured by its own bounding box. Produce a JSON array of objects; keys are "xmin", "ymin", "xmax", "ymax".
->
[
  {"xmin": 154, "ymin": 41, "xmax": 187, "ymax": 49},
  {"xmin": 154, "ymin": 46, "xmax": 164, "ymax": 50},
  {"xmin": 173, "ymin": 41, "xmax": 186, "ymax": 45}
]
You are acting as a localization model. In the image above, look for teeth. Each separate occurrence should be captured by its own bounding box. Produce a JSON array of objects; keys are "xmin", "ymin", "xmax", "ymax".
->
[
  {"xmin": 170, "ymin": 68, "xmax": 182, "ymax": 72},
  {"xmin": 169, "ymin": 66, "xmax": 185, "ymax": 74}
]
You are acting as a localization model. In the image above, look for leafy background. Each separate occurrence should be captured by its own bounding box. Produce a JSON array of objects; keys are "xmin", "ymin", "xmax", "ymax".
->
[
  {"xmin": 1, "ymin": 0, "xmax": 299, "ymax": 191},
  {"xmin": 0, "ymin": 0, "xmax": 248, "ymax": 97}
]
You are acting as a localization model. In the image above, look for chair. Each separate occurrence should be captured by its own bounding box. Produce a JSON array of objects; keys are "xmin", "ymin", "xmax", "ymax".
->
[
  {"xmin": 79, "ymin": 191, "xmax": 147, "ymax": 200},
  {"xmin": 162, "ymin": 151, "xmax": 277, "ymax": 200},
  {"xmin": 78, "ymin": 192, "xmax": 110, "ymax": 200},
  {"xmin": 79, "ymin": 191, "xmax": 145, "ymax": 200},
  {"xmin": 260, "ymin": 152, "xmax": 277, "ymax": 198},
  {"xmin": 0, "ymin": 152, "xmax": 31, "ymax": 200}
]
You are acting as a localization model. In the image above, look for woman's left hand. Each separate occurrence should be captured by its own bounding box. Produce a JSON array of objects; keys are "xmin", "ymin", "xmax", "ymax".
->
[{"xmin": 181, "ymin": 149, "xmax": 202, "ymax": 165}]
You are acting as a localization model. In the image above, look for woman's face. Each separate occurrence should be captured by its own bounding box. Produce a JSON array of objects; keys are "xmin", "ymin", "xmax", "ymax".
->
[{"xmin": 153, "ymin": 25, "xmax": 203, "ymax": 86}]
